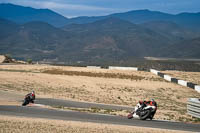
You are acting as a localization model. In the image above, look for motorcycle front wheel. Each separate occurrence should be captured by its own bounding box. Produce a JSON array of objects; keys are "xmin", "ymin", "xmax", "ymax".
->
[
  {"xmin": 127, "ymin": 113, "xmax": 133, "ymax": 119},
  {"xmin": 22, "ymin": 99, "xmax": 29, "ymax": 106},
  {"xmin": 139, "ymin": 110, "xmax": 151, "ymax": 120}
]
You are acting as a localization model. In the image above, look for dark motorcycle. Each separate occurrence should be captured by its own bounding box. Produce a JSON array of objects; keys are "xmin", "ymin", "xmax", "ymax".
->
[{"xmin": 22, "ymin": 92, "xmax": 35, "ymax": 106}]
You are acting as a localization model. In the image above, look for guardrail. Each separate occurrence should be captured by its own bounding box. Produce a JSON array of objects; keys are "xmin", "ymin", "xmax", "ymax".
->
[{"xmin": 187, "ymin": 98, "xmax": 200, "ymax": 118}]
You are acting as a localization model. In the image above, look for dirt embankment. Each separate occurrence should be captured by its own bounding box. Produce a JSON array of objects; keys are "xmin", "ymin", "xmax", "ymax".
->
[
  {"xmin": 0, "ymin": 55, "xmax": 26, "ymax": 64},
  {"xmin": 0, "ymin": 55, "xmax": 5, "ymax": 63}
]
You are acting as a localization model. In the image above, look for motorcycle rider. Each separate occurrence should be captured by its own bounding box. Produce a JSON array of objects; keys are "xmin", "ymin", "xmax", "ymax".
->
[
  {"xmin": 138, "ymin": 99, "xmax": 157, "ymax": 119},
  {"xmin": 25, "ymin": 90, "xmax": 35, "ymax": 103},
  {"xmin": 139, "ymin": 99, "xmax": 157, "ymax": 109},
  {"xmin": 130, "ymin": 99, "xmax": 157, "ymax": 120}
]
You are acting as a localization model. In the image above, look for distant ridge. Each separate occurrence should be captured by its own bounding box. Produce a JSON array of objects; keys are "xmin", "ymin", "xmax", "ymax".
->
[
  {"xmin": 66, "ymin": 9, "xmax": 200, "ymax": 30},
  {"xmin": 0, "ymin": 3, "xmax": 68, "ymax": 27},
  {"xmin": 1, "ymin": 3, "xmax": 200, "ymax": 30}
]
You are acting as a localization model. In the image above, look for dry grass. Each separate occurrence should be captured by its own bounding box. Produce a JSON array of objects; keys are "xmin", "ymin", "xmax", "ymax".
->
[
  {"xmin": 0, "ymin": 64, "xmax": 162, "ymax": 80},
  {"xmin": 0, "ymin": 115, "xmax": 189, "ymax": 133},
  {"xmin": 162, "ymin": 70, "xmax": 200, "ymax": 85},
  {"xmin": 0, "ymin": 64, "xmax": 200, "ymax": 122},
  {"xmin": 42, "ymin": 69, "xmax": 146, "ymax": 80}
]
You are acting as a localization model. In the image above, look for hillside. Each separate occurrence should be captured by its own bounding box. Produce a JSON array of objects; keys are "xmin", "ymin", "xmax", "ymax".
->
[
  {"xmin": 175, "ymin": 12, "xmax": 200, "ymax": 31},
  {"xmin": 0, "ymin": 18, "xmax": 18, "ymax": 39},
  {"xmin": 0, "ymin": 3, "xmax": 200, "ymax": 62},
  {"xmin": 140, "ymin": 21, "xmax": 198, "ymax": 43},
  {"xmin": 0, "ymin": 17, "xmax": 172, "ymax": 61},
  {"xmin": 0, "ymin": 17, "xmax": 200, "ymax": 62},
  {"xmin": 62, "ymin": 17, "xmax": 171, "ymax": 58},
  {"xmin": 0, "ymin": 3, "xmax": 68, "ymax": 27},
  {"xmin": 0, "ymin": 20, "xmax": 71, "ymax": 60},
  {"xmin": 159, "ymin": 37, "xmax": 200, "ymax": 58}
]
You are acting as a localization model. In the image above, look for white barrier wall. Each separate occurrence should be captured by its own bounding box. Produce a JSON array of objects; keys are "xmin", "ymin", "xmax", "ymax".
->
[
  {"xmin": 86, "ymin": 66, "xmax": 101, "ymax": 69},
  {"xmin": 150, "ymin": 68, "xmax": 200, "ymax": 93},
  {"xmin": 178, "ymin": 80, "xmax": 188, "ymax": 87},
  {"xmin": 150, "ymin": 69, "xmax": 160, "ymax": 75},
  {"xmin": 108, "ymin": 66, "xmax": 138, "ymax": 71},
  {"xmin": 164, "ymin": 75, "xmax": 172, "ymax": 81},
  {"xmin": 195, "ymin": 86, "xmax": 200, "ymax": 93}
]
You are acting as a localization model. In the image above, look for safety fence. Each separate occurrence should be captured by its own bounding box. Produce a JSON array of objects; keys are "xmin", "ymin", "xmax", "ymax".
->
[
  {"xmin": 187, "ymin": 98, "xmax": 200, "ymax": 118},
  {"xmin": 85, "ymin": 67, "xmax": 200, "ymax": 93},
  {"xmin": 86, "ymin": 66, "xmax": 138, "ymax": 71},
  {"xmin": 86, "ymin": 66, "xmax": 101, "ymax": 69},
  {"xmin": 108, "ymin": 66, "xmax": 138, "ymax": 71},
  {"xmin": 150, "ymin": 69, "xmax": 200, "ymax": 93}
]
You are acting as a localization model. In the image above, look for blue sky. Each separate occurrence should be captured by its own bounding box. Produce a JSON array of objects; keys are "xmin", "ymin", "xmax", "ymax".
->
[{"xmin": 0, "ymin": 0, "xmax": 200, "ymax": 18}]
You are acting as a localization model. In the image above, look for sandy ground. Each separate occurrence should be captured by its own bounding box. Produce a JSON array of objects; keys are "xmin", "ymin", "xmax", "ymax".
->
[
  {"xmin": 0, "ymin": 64, "xmax": 200, "ymax": 122},
  {"xmin": 162, "ymin": 70, "xmax": 200, "ymax": 85},
  {"xmin": 0, "ymin": 115, "xmax": 190, "ymax": 133},
  {"xmin": 0, "ymin": 55, "xmax": 5, "ymax": 63}
]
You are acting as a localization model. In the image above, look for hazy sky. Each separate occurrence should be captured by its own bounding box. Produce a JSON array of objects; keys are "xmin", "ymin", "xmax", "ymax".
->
[{"xmin": 0, "ymin": 0, "xmax": 200, "ymax": 18}]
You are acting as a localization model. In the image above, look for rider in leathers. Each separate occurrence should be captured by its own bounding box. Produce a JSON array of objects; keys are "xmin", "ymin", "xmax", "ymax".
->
[
  {"xmin": 25, "ymin": 91, "xmax": 35, "ymax": 103},
  {"xmin": 137, "ymin": 99, "xmax": 157, "ymax": 119}
]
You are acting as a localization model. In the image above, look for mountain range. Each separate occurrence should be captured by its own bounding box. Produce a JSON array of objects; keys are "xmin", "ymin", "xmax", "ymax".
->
[
  {"xmin": 0, "ymin": 3, "xmax": 68, "ymax": 27},
  {"xmin": 1, "ymin": 3, "xmax": 200, "ymax": 30},
  {"xmin": 0, "ymin": 3, "xmax": 200, "ymax": 62}
]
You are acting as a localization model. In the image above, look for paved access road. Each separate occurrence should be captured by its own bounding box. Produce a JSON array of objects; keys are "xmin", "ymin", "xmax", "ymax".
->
[{"xmin": 0, "ymin": 105, "xmax": 200, "ymax": 132}]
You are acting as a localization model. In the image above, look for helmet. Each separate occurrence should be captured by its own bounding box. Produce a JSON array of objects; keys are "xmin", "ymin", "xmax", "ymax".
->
[
  {"xmin": 151, "ymin": 99, "xmax": 155, "ymax": 102},
  {"xmin": 31, "ymin": 90, "xmax": 35, "ymax": 97}
]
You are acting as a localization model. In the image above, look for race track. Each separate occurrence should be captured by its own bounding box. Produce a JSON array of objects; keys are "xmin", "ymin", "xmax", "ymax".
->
[
  {"xmin": 35, "ymin": 98, "xmax": 133, "ymax": 111},
  {"xmin": 0, "ymin": 105, "xmax": 200, "ymax": 132}
]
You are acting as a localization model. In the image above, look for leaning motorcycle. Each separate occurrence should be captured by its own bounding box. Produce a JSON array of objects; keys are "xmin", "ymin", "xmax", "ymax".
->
[
  {"xmin": 22, "ymin": 93, "xmax": 35, "ymax": 106},
  {"xmin": 127, "ymin": 103, "xmax": 157, "ymax": 120}
]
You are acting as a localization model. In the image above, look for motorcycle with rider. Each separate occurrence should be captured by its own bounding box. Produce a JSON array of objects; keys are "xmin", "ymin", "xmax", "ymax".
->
[
  {"xmin": 128, "ymin": 99, "xmax": 157, "ymax": 120},
  {"xmin": 22, "ymin": 90, "xmax": 36, "ymax": 106}
]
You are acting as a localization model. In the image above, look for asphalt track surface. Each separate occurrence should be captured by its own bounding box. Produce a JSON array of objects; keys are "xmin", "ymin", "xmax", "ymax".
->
[
  {"xmin": 0, "ymin": 105, "xmax": 200, "ymax": 132},
  {"xmin": 35, "ymin": 98, "xmax": 133, "ymax": 111}
]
